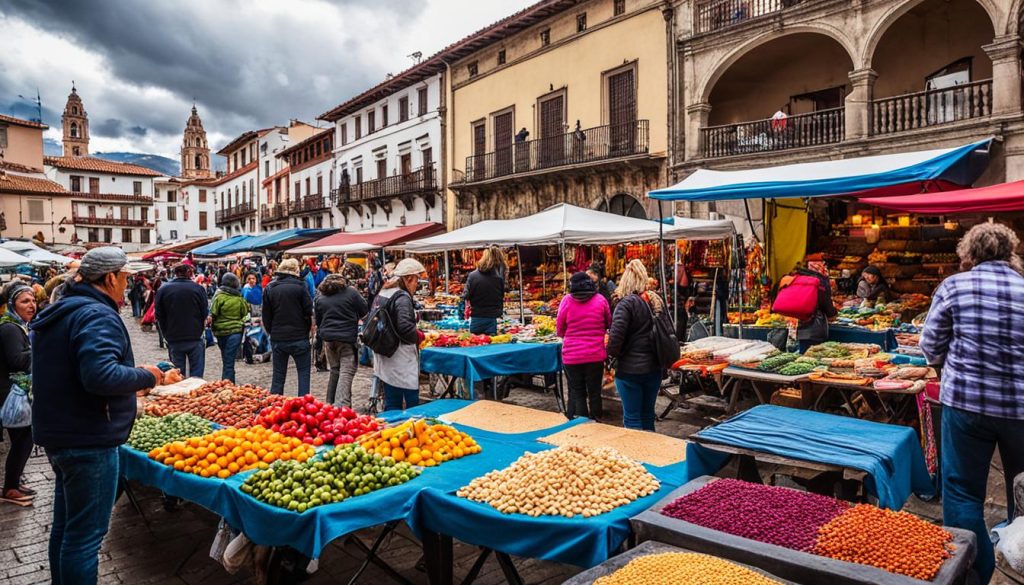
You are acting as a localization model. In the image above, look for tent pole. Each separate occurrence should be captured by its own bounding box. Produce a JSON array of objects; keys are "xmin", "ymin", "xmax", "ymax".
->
[
  {"xmin": 516, "ymin": 245, "xmax": 525, "ymax": 322},
  {"xmin": 444, "ymin": 250, "xmax": 450, "ymax": 294},
  {"xmin": 658, "ymin": 200, "xmax": 669, "ymax": 324},
  {"xmin": 673, "ymin": 242, "xmax": 680, "ymax": 330},
  {"xmin": 560, "ymin": 241, "xmax": 568, "ymax": 294}
]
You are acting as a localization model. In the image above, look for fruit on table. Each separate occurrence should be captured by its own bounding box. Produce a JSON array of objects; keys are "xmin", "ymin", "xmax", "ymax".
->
[
  {"xmin": 814, "ymin": 504, "xmax": 953, "ymax": 580},
  {"xmin": 756, "ymin": 353, "xmax": 799, "ymax": 372},
  {"xmin": 360, "ymin": 418, "xmax": 481, "ymax": 466},
  {"xmin": 240, "ymin": 444, "xmax": 420, "ymax": 513},
  {"xmin": 254, "ymin": 395, "xmax": 380, "ymax": 446},
  {"xmin": 144, "ymin": 380, "xmax": 286, "ymax": 427},
  {"xmin": 457, "ymin": 445, "xmax": 659, "ymax": 518},
  {"xmin": 661, "ymin": 479, "xmax": 849, "ymax": 552},
  {"xmin": 127, "ymin": 413, "xmax": 213, "ymax": 453},
  {"xmin": 593, "ymin": 552, "xmax": 783, "ymax": 585},
  {"xmin": 149, "ymin": 426, "xmax": 315, "ymax": 479}
]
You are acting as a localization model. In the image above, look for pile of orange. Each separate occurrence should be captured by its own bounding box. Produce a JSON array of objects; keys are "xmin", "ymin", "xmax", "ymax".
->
[
  {"xmin": 360, "ymin": 418, "xmax": 481, "ymax": 467},
  {"xmin": 148, "ymin": 426, "xmax": 316, "ymax": 479}
]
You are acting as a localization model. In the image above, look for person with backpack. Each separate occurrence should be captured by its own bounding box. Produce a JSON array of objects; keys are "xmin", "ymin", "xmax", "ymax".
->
[
  {"xmin": 606, "ymin": 259, "xmax": 668, "ymax": 431},
  {"xmin": 367, "ymin": 258, "xmax": 425, "ymax": 412},
  {"xmin": 557, "ymin": 272, "xmax": 611, "ymax": 420},
  {"xmin": 315, "ymin": 274, "xmax": 368, "ymax": 407}
]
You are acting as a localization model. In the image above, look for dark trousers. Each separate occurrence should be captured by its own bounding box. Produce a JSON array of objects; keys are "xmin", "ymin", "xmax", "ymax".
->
[
  {"xmin": 129, "ymin": 296, "xmax": 142, "ymax": 318},
  {"xmin": 215, "ymin": 333, "xmax": 242, "ymax": 383},
  {"xmin": 271, "ymin": 338, "xmax": 311, "ymax": 396},
  {"xmin": 382, "ymin": 381, "xmax": 419, "ymax": 412},
  {"xmin": 469, "ymin": 317, "xmax": 498, "ymax": 335},
  {"xmin": 941, "ymin": 405, "xmax": 1024, "ymax": 584},
  {"xmin": 47, "ymin": 446, "xmax": 119, "ymax": 585},
  {"xmin": 3, "ymin": 426, "xmax": 33, "ymax": 490},
  {"xmin": 167, "ymin": 339, "xmax": 205, "ymax": 378},
  {"xmin": 564, "ymin": 362, "xmax": 604, "ymax": 420},
  {"xmin": 615, "ymin": 371, "xmax": 662, "ymax": 431}
]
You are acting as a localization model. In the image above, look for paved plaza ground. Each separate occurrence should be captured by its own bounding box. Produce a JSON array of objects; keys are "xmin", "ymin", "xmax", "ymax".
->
[{"xmin": 0, "ymin": 308, "xmax": 1013, "ymax": 584}]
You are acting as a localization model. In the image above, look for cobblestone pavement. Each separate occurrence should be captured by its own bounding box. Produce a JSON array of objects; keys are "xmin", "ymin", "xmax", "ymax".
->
[{"xmin": 0, "ymin": 307, "xmax": 1013, "ymax": 584}]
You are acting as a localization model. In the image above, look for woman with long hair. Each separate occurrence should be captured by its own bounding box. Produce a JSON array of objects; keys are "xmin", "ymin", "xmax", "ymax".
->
[
  {"xmin": 606, "ymin": 259, "xmax": 665, "ymax": 430},
  {"xmin": 463, "ymin": 246, "xmax": 507, "ymax": 335}
]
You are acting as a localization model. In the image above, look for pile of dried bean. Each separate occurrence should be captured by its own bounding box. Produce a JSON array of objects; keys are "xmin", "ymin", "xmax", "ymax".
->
[{"xmin": 593, "ymin": 552, "xmax": 782, "ymax": 584}]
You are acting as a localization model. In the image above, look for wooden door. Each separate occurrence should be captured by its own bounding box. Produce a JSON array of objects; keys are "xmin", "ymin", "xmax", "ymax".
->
[
  {"xmin": 608, "ymin": 68, "xmax": 637, "ymax": 154},
  {"xmin": 471, "ymin": 122, "xmax": 486, "ymax": 180},
  {"xmin": 493, "ymin": 111, "xmax": 514, "ymax": 177},
  {"xmin": 539, "ymin": 95, "xmax": 565, "ymax": 167}
]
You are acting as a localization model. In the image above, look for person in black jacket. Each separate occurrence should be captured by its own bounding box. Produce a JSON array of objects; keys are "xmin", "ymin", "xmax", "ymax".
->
[
  {"xmin": 264, "ymin": 258, "xmax": 314, "ymax": 396},
  {"xmin": 315, "ymin": 274, "xmax": 368, "ymax": 406},
  {"xmin": 155, "ymin": 263, "xmax": 209, "ymax": 378},
  {"xmin": 0, "ymin": 282, "xmax": 36, "ymax": 506},
  {"xmin": 606, "ymin": 259, "xmax": 665, "ymax": 431},
  {"xmin": 463, "ymin": 246, "xmax": 506, "ymax": 334}
]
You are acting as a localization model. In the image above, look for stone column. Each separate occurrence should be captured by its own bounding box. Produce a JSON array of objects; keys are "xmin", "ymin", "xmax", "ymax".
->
[
  {"xmin": 845, "ymin": 68, "xmax": 877, "ymax": 141},
  {"xmin": 685, "ymin": 102, "xmax": 711, "ymax": 160},
  {"xmin": 983, "ymin": 36, "xmax": 1023, "ymax": 118}
]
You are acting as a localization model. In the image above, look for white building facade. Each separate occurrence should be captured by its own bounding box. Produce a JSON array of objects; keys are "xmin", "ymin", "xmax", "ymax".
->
[
  {"xmin": 154, "ymin": 177, "xmax": 220, "ymax": 243},
  {"xmin": 320, "ymin": 71, "xmax": 444, "ymax": 232},
  {"xmin": 277, "ymin": 129, "xmax": 335, "ymax": 230}
]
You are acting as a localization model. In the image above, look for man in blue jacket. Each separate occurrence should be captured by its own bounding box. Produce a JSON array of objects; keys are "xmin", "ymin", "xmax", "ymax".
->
[
  {"xmin": 155, "ymin": 262, "xmax": 209, "ymax": 377},
  {"xmin": 31, "ymin": 246, "xmax": 163, "ymax": 585}
]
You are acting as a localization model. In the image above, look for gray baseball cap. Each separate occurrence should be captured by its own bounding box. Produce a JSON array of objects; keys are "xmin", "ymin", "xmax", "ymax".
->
[{"xmin": 78, "ymin": 247, "xmax": 130, "ymax": 280}]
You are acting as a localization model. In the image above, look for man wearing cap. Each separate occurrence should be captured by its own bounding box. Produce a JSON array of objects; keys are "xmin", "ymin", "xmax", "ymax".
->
[
  {"xmin": 263, "ymin": 258, "xmax": 314, "ymax": 396},
  {"xmin": 155, "ymin": 262, "xmax": 209, "ymax": 378},
  {"xmin": 30, "ymin": 246, "xmax": 164, "ymax": 585},
  {"xmin": 372, "ymin": 258, "xmax": 426, "ymax": 411}
]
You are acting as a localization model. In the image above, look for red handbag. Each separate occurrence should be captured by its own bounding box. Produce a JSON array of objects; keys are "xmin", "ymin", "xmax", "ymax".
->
[{"xmin": 771, "ymin": 275, "xmax": 821, "ymax": 321}]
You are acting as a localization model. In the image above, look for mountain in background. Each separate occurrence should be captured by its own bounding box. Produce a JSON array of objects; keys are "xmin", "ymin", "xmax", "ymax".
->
[{"xmin": 43, "ymin": 138, "xmax": 226, "ymax": 177}]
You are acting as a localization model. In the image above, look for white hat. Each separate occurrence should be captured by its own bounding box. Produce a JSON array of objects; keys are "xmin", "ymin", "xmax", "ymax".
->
[{"xmin": 392, "ymin": 258, "xmax": 427, "ymax": 277}]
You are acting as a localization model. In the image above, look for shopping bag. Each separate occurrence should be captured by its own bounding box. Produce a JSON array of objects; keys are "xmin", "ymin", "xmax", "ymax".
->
[
  {"xmin": 1, "ymin": 383, "xmax": 32, "ymax": 428},
  {"xmin": 205, "ymin": 326, "xmax": 216, "ymax": 348}
]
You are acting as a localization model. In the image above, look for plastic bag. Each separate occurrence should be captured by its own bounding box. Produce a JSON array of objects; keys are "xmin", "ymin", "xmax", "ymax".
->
[
  {"xmin": 994, "ymin": 516, "xmax": 1024, "ymax": 575},
  {"xmin": 1, "ymin": 383, "xmax": 32, "ymax": 428},
  {"xmin": 205, "ymin": 326, "xmax": 216, "ymax": 348}
]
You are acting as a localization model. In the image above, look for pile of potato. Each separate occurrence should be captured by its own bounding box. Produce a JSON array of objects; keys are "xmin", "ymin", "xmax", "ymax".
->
[{"xmin": 457, "ymin": 445, "xmax": 659, "ymax": 518}]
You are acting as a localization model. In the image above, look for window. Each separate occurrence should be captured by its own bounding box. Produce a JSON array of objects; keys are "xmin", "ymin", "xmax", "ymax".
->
[
  {"xmin": 355, "ymin": 117, "xmax": 362, "ymax": 139},
  {"xmin": 315, "ymin": 215, "xmax": 323, "ymax": 229},
  {"xmin": 199, "ymin": 212, "xmax": 208, "ymax": 230},
  {"xmin": 87, "ymin": 228, "xmax": 98, "ymax": 242},
  {"xmin": 27, "ymin": 199, "xmax": 44, "ymax": 222},
  {"xmin": 382, "ymin": 104, "xmax": 389, "ymax": 127},
  {"xmin": 577, "ymin": 13, "xmax": 587, "ymax": 32},
  {"xmin": 340, "ymin": 123, "xmax": 348, "ymax": 145},
  {"xmin": 249, "ymin": 218, "xmax": 256, "ymax": 232},
  {"xmin": 294, "ymin": 181, "xmax": 301, "ymax": 197},
  {"xmin": 305, "ymin": 178, "xmax": 311, "ymax": 197},
  {"xmin": 141, "ymin": 230, "xmax": 150, "ymax": 244},
  {"xmin": 72, "ymin": 106, "xmax": 78, "ymax": 115},
  {"xmin": 241, "ymin": 148, "xmax": 247, "ymax": 167},
  {"xmin": 265, "ymin": 161, "xmax": 270, "ymax": 177},
  {"xmin": 497, "ymin": 50, "xmax": 506, "ymax": 65},
  {"xmin": 167, "ymin": 189, "xmax": 177, "ymax": 202},
  {"xmin": 233, "ymin": 152, "xmax": 239, "ymax": 171},
  {"xmin": 355, "ymin": 167, "xmax": 363, "ymax": 184},
  {"xmin": 367, "ymin": 111, "xmax": 376, "ymax": 134},
  {"xmin": 88, "ymin": 177, "xmax": 100, "ymax": 194},
  {"xmin": 418, "ymin": 88, "xmax": 428, "ymax": 116},
  {"xmin": 70, "ymin": 122, "xmax": 79, "ymax": 138},
  {"xmin": 167, "ymin": 206, "xmax": 177, "ymax": 221},
  {"xmin": 122, "ymin": 229, "xmax": 133, "ymax": 243},
  {"xmin": 302, "ymin": 217, "xmax": 310, "ymax": 229},
  {"xmin": 540, "ymin": 29, "xmax": 550, "ymax": 46},
  {"xmin": 316, "ymin": 176, "xmax": 323, "ymax": 195},
  {"xmin": 614, "ymin": 0, "xmax": 625, "ymax": 15},
  {"xmin": 169, "ymin": 230, "xmax": 178, "ymax": 240},
  {"xmin": 133, "ymin": 181, "xmax": 142, "ymax": 196},
  {"xmin": 141, "ymin": 207, "xmax": 148, "ymax": 222},
  {"xmin": 70, "ymin": 175, "xmax": 82, "ymax": 191},
  {"xmin": 399, "ymin": 97, "xmax": 409, "ymax": 122},
  {"xmin": 103, "ymin": 228, "xmax": 112, "ymax": 243},
  {"xmin": 199, "ymin": 189, "xmax": 207, "ymax": 203},
  {"xmin": 0, "ymin": 126, "xmax": 7, "ymax": 149},
  {"xmin": 400, "ymin": 153, "xmax": 412, "ymax": 176},
  {"xmin": 376, "ymin": 159, "xmax": 387, "ymax": 179},
  {"xmin": 422, "ymin": 147, "xmax": 433, "ymax": 169},
  {"xmin": 468, "ymin": 61, "xmax": 479, "ymax": 77},
  {"xmin": 72, "ymin": 147, "xmax": 80, "ymax": 156},
  {"xmin": 249, "ymin": 179, "xmax": 255, "ymax": 203}
]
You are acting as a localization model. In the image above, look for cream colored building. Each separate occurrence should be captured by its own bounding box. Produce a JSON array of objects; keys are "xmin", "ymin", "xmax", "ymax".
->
[{"xmin": 0, "ymin": 114, "xmax": 73, "ymax": 245}]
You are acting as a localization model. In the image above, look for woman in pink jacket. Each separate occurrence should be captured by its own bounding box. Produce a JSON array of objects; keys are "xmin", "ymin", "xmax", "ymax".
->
[{"xmin": 557, "ymin": 272, "xmax": 611, "ymax": 420}]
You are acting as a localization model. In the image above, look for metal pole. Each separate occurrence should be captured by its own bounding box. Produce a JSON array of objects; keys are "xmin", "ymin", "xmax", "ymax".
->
[
  {"xmin": 515, "ymin": 245, "xmax": 525, "ymax": 322},
  {"xmin": 673, "ymin": 242, "xmax": 680, "ymax": 328},
  {"xmin": 560, "ymin": 241, "xmax": 568, "ymax": 294},
  {"xmin": 657, "ymin": 200, "xmax": 668, "ymax": 321},
  {"xmin": 443, "ymin": 250, "xmax": 450, "ymax": 294}
]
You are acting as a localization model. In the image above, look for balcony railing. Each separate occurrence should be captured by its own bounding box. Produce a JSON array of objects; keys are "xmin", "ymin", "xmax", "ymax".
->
[
  {"xmin": 289, "ymin": 194, "xmax": 331, "ymax": 214},
  {"xmin": 73, "ymin": 214, "xmax": 154, "ymax": 228},
  {"xmin": 261, "ymin": 203, "xmax": 288, "ymax": 222},
  {"xmin": 69, "ymin": 192, "xmax": 153, "ymax": 203},
  {"xmin": 338, "ymin": 164, "xmax": 438, "ymax": 205},
  {"xmin": 872, "ymin": 79, "xmax": 992, "ymax": 136},
  {"xmin": 694, "ymin": 0, "xmax": 807, "ymax": 34},
  {"xmin": 459, "ymin": 121, "xmax": 649, "ymax": 184},
  {"xmin": 215, "ymin": 202, "xmax": 256, "ymax": 224},
  {"xmin": 701, "ymin": 107, "xmax": 844, "ymax": 158}
]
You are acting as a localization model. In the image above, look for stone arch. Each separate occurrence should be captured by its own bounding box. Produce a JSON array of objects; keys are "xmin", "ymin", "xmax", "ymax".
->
[
  {"xmin": 698, "ymin": 25, "xmax": 859, "ymax": 104},
  {"xmin": 597, "ymin": 193, "xmax": 647, "ymax": 219},
  {"xmin": 862, "ymin": 0, "xmax": 1001, "ymax": 67},
  {"xmin": 70, "ymin": 122, "xmax": 78, "ymax": 138}
]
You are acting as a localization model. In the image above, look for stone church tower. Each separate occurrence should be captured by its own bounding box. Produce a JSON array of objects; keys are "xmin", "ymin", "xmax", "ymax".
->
[
  {"xmin": 180, "ymin": 105, "xmax": 211, "ymax": 179},
  {"xmin": 61, "ymin": 83, "xmax": 89, "ymax": 157}
]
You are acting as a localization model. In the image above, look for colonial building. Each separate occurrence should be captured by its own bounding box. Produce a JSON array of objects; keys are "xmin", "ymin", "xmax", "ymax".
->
[
  {"xmin": 445, "ymin": 0, "xmax": 674, "ymax": 227},
  {"xmin": 319, "ymin": 67, "xmax": 444, "ymax": 231},
  {"xmin": 0, "ymin": 114, "xmax": 71, "ymax": 244},
  {"xmin": 673, "ymin": 0, "xmax": 1024, "ymax": 218},
  {"xmin": 154, "ymin": 106, "xmax": 219, "ymax": 243},
  {"xmin": 274, "ymin": 129, "xmax": 335, "ymax": 230},
  {"xmin": 180, "ymin": 105, "xmax": 212, "ymax": 180},
  {"xmin": 62, "ymin": 84, "xmax": 89, "ymax": 157}
]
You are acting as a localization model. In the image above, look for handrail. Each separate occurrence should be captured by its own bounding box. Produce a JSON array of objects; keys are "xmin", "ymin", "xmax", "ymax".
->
[
  {"xmin": 872, "ymin": 79, "xmax": 992, "ymax": 136},
  {"xmin": 337, "ymin": 163, "xmax": 438, "ymax": 205},
  {"xmin": 694, "ymin": 0, "xmax": 807, "ymax": 34},
  {"xmin": 700, "ymin": 107, "xmax": 844, "ymax": 158}
]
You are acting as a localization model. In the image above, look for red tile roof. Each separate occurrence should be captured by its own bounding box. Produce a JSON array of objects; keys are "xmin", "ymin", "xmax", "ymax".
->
[
  {"xmin": 0, "ymin": 113, "xmax": 48, "ymax": 130},
  {"xmin": 44, "ymin": 156, "xmax": 163, "ymax": 177},
  {"xmin": 0, "ymin": 160, "xmax": 43, "ymax": 174},
  {"xmin": 0, "ymin": 172, "xmax": 66, "ymax": 194},
  {"xmin": 215, "ymin": 130, "xmax": 258, "ymax": 156}
]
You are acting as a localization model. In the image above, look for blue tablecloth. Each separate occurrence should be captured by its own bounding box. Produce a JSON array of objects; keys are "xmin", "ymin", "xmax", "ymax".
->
[
  {"xmin": 828, "ymin": 325, "xmax": 898, "ymax": 351},
  {"xmin": 420, "ymin": 342, "xmax": 563, "ymax": 398},
  {"xmin": 378, "ymin": 398, "xmax": 585, "ymax": 442},
  {"xmin": 685, "ymin": 405, "xmax": 935, "ymax": 510}
]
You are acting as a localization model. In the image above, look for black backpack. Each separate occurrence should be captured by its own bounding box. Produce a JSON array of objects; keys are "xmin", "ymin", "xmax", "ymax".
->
[
  {"xmin": 359, "ymin": 291, "xmax": 405, "ymax": 358},
  {"xmin": 643, "ymin": 296, "xmax": 680, "ymax": 369}
]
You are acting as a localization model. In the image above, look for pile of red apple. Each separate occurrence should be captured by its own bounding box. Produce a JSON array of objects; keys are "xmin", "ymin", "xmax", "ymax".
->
[{"xmin": 254, "ymin": 395, "xmax": 381, "ymax": 446}]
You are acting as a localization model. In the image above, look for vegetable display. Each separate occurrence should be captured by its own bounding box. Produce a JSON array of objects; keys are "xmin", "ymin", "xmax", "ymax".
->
[
  {"xmin": 756, "ymin": 353, "xmax": 800, "ymax": 372},
  {"xmin": 457, "ymin": 445, "xmax": 659, "ymax": 518},
  {"xmin": 359, "ymin": 418, "xmax": 481, "ymax": 466},
  {"xmin": 593, "ymin": 552, "xmax": 783, "ymax": 585},
  {"xmin": 148, "ymin": 426, "xmax": 315, "ymax": 479},
  {"xmin": 144, "ymin": 380, "xmax": 285, "ymax": 427},
  {"xmin": 240, "ymin": 444, "xmax": 420, "ymax": 513},
  {"xmin": 127, "ymin": 413, "xmax": 213, "ymax": 453},
  {"xmin": 253, "ymin": 395, "xmax": 381, "ymax": 446},
  {"xmin": 777, "ymin": 361, "xmax": 819, "ymax": 376}
]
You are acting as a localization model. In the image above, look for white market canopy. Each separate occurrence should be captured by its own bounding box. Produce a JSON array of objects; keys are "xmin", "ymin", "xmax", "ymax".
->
[
  {"xmin": 0, "ymin": 241, "xmax": 73, "ymax": 265},
  {"xmin": 0, "ymin": 247, "xmax": 32, "ymax": 267},
  {"xmin": 401, "ymin": 203, "xmax": 734, "ymax": 253}
]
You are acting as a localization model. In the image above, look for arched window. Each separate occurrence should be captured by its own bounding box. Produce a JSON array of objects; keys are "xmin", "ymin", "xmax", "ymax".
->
[
  {"xmin": 70, "ymin": 122, "xmax": 79, "ymax": 138},
  {"xmin": 195, "ymin": 154, "xmax": 201, "ymax": 168},
  {"xmin": 72, "ymin": 106, "xmax": 78, "ymax": 115},
  {"xmin": 597, "ymin": 194, "xmax": 646, "ymax": 219}
]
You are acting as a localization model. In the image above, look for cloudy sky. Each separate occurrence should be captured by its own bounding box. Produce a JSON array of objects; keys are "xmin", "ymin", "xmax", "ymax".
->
[{"xmin": 0, "ymin": 0, "xmax": 532, "ymax": 160}]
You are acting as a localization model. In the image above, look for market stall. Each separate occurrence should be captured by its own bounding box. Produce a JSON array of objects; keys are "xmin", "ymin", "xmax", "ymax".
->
[
  {"xmin": 287, "ymin": 222, "xmax": 445, "ymax": 255},
  {"xmin": 0, "ymin": 240, "xmax": 73, "ymax": 264}
]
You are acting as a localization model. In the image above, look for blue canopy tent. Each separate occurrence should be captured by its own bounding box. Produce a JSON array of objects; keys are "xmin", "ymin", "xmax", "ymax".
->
[
  {"xmin": 191, "ymin": 234, "xmax": 255, "ymax": 256},
  {"xmin": 218, "ymin": 228, "xmax": 340, "ymax": 254}
]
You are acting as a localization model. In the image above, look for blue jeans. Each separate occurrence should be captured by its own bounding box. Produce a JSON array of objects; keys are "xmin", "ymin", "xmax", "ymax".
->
[
  {"xmin": 216, "ymin": 333, "xmax": 243, "ymax": 383},
  {"xmin": 167, "ymin": 339, "xmax": 205, "ymax": 378},
  {"xmin": 47, "ymin": 447, "xmax": 119, "ymax": 585},
  {"xmin": 470, "ymin": 317, "xmax": 498, "ymax": 335},
  {"xmin": 271, "ymin": 338, "xmax": 311, "ymax": 396},
  {"xmin": 615, "ymin": 371, "xmax": 662, "ymax": 430},
  {"xmin": 941, "ymin": 406, "xmax": 1024, "ymax": 584},
  {"xmin": 130, "ymin": 296, "xmax": 142, "ymax": 318},
  {"xmin": 382, "ymin": 381, "xmax": 419, "ymax": 412}
]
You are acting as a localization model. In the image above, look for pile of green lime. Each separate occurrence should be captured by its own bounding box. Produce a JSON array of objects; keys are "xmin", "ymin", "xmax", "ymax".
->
[
  {"xmin": 240, "ymin": 444, "xmax": 420, "ymax": 513},
  {"xmin": 127, "ymin": 413, "xmax": 213, "ymax": 452}
]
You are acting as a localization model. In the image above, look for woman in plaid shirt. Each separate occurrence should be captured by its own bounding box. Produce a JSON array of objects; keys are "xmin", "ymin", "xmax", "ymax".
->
[{"xmin": 920, "ymin": 222, "xmax": 1024, "ymax": 584}]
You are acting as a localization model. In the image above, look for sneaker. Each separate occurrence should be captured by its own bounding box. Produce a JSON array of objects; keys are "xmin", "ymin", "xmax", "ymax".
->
[{"xmin": 0, "ymin": 489, "xmax": 34, "ymax": 507}]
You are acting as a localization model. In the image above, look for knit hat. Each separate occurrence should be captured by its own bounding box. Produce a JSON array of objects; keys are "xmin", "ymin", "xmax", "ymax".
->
[
  {"xmin": 392, "ymin": 258, "xmax": 427, "ymax": 278},
  {"xmin": 220, "ymin": 272, "xmax": 241, "ymax": 289},
  {"xmin": 276, "ymin": 258, "xmax": 301, "ymax": 277},
  {"xmin": 78, "ymin": 247, "xmax": 129, "ymax": 280}
]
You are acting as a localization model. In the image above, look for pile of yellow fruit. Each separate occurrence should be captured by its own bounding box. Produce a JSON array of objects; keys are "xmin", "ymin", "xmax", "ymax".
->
[
  {"xmin": 149, "ymin": 426, "xmax": 315, "ymax": 479},
  {"xmin": 360, "ymin": 418, "xmax": 481, "ymax": 467}
]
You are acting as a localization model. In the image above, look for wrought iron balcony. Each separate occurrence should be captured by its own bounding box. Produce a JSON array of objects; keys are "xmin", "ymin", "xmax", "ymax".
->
[
  {"xmin": 261, "ymin": 203, "xmax": 289, "ymax": 222},
  {"xmin": 456, "ymin": 121, "xmax": 650, "ymax": 185},
  {"xmin": 215, "ymin": 202, "xmax": 256, "ymax": 225},
  {"xmin": 289, "ymin": 194, "xmax": 331, "ymax": 214},
  {"xmin": 701, "ymin": 107, "xmax": 844, "ymax": 158},
  {"xmin": 694, "ymin": 0, "xmax": 808, "ymax": 34},
  {"xmin": 872, "ymin": 79, "xmax": 992, "ymax": 136},
  {"xmin": 69, "ymin": 192, "xmax": 153, "ymax": 203},
  {"xmin": 73, "ymin": 214, "xmax": 154, "ymax": 228},
  {"xmin": 337, "ymin": 164, "xmax": 438, "ymax": 207}
]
